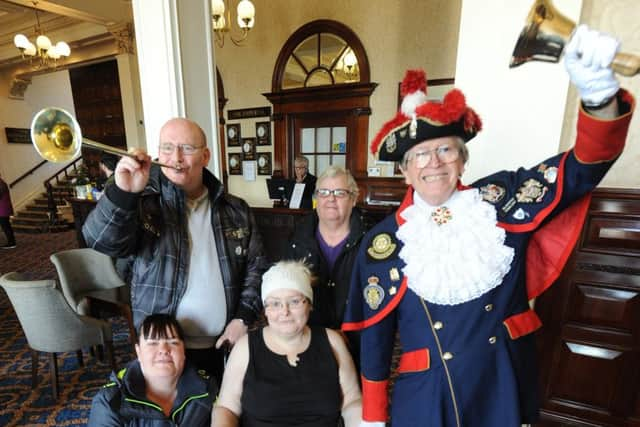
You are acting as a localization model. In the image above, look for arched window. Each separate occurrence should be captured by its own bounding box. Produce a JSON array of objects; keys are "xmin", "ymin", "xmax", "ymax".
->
[
  {"xmin": 282, "ymin": 32, "xmax": 362, "ymax": 89},
  {"xmin": 265, "ymin": 20, "xmax": 376, "ymax": 188}
]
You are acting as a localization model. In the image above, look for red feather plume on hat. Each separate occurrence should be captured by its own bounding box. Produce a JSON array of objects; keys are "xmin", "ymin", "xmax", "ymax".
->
[
  {"xmin": 463, "ymin": 108, "xmax": 483, "ymax": 134},
  {"xmin": 370, "ymin": 69, "xmax": 483, "ymax": 156},
  {"xmin": 401, "ymin": 69, "xmax": 427, "ymax": 97},
  {"xmin": 416, "ymin": 89, "xmax": 466, "ymax": 124},
  {"xmin": 416, "ymin": 89, "xmax": 482, "ymax": 134},
  {"xmin": 371, "ymin": 69, "xmax": 426, "ymax": 155}
]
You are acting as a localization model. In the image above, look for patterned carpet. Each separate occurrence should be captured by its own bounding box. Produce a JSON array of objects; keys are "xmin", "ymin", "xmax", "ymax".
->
[{"xmin": 0, "ymin": 231, "xmax": 134, "ymax": 426}]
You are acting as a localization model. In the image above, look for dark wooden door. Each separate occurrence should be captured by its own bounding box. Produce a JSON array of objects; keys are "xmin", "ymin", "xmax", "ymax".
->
[
  {"xmin": 535, "ymin": 188, "xmax": 640, "ymax": 426},
  {"xmin": 69, "ymin": 59, "xmax": 126, "ymax": 179}
]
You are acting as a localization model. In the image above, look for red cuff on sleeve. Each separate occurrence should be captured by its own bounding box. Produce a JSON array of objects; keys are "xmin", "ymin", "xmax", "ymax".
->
[
  {"xmin": 503, "ymin": 309, "xmax": 542, "ymax": 340},
  {"xmin": 362, "ymin": 376, "xmax": 389, "ymax": 422},
  {"xmin": 574, "ymin": 90, "xmax": 634, "ymax": 163}
]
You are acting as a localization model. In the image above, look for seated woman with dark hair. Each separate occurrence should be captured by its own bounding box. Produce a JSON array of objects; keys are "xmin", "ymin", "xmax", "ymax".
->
[
  {"xmin": 212, "ymin": 260, "xmax": 361, "ymax": 427},
  {"xmin": 89, "ymin": 313, "xmax": 215, "ymax": 426}
]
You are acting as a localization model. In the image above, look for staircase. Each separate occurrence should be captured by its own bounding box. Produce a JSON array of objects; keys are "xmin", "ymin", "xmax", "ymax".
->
[
  {"xmin": 10, "ymin": 182, "xmax": 76, "ymax": 233},
  {"xmin": 9, "ymin": 158, "xmax": 85, "ymax": 234}
]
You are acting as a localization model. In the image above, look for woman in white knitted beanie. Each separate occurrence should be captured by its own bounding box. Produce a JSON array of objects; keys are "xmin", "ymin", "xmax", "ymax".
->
[{"xmin": 213, "ymin": 260, "xmax": 362, "ymax": 427}]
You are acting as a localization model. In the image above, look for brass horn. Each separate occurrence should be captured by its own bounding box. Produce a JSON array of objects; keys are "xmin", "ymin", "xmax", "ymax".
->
[
  {"xmin": 30, "ymin": 107, "xmax": 181, "ymax": 170},
  {"xmin": 510, "ymin": 0, "xmax": 639, "ymax": 76}
]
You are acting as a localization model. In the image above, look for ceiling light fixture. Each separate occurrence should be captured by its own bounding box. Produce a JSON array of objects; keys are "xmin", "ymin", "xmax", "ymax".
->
[
  {"xmin": 13, "ymin": 2, "xmax": 70, "ymax": 69},
  {"xmin": 211, "ymin": 0, "xmax": 255, "ymax": 48}
]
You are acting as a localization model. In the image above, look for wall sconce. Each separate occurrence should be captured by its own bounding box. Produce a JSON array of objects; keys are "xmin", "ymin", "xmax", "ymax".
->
[
  {"xmin": 211, "ymin": 0, "xmax": 255, "ymax": 48},
  {"xmin": 339, "ymin": 49, "xmax": 359, "ymax": 82}
]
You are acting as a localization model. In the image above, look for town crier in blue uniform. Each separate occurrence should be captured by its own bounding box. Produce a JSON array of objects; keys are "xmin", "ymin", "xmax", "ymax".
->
[{"xmin": 343, "ymin": 25, "xmax": 635, "ymax": 427}]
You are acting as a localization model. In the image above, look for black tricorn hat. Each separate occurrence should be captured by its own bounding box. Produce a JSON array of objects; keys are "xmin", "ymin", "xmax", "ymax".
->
[{"xmin": 371, "ymin": 69, "xmax": 482, "ymax": 162}]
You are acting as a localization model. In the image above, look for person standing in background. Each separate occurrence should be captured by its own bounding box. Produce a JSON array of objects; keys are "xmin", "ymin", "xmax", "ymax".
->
[
  {"xmin": 0, "ymin": 174, "xmax": 16, "ymax": 249},
  {"xmin": 290, "ymin": 155, "xmax": 316, "ymax": 209}
]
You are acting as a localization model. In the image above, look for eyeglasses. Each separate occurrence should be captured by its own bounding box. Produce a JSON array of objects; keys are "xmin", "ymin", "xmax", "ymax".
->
[
  {"xmin": 314, "ymin": 188, "xmax": 352, "ymax": 199},
  {"xmin": 405, "ymin": 144, "xmax": 460, "ymax": 168},
  {"xmin": 264, "ymin": 297, "xmax": 308, "ymax": 311},
  {"xmin": 159, "ymin": 143, "xmax": 205, "ymax": 156}
]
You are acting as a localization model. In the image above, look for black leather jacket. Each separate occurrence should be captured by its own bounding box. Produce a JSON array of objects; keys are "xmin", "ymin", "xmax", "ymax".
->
[
  {"xmin": 88, "ymin": 360, "xmax": 215, "ymax": 426},
  {"xmin": 284, "ymin": 209, "xmax": 366, "ymax": 329},
  {"xmin": 82, "ymin": 167, "xmax": 267, "ymax": 328}
]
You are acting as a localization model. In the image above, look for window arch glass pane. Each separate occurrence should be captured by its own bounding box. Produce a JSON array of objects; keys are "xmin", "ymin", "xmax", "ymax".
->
[
  {"xmin": 295, "ymin": 35, "xmax": 318, "ymax": 72},
  {"xmin": 283, "ymin": 32, "xmax": 360, "ymax": 89},
  {"xmin": 283, "ymin": 57, "xmax": 306, "ymax": 89},
  {"xmin": 307, "ymin": 69, "xmax": 333, "ymax": 87},
  {"xmin": 333, "ymin": 48, "xmax": 359, "ymax": 84},
  {"xmin": 320, "ymin": 33, "xmax": 346, "ymax": 69}
]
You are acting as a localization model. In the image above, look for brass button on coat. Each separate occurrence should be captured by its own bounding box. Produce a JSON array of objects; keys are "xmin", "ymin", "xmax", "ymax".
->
[
  {"xmin": 484, "ymin": 304, "xmax": 493, "ymax": 312},
  {"xmin": 433, "ymin": 321, "xmax": 443, "ymax": 330},
  {"xmin": 442, "ymin": 352, "xmax": 453, "ymax": 360},
  {"xmin": 489, "ymin": 336, "xmax": 497, "ymax": 344}
]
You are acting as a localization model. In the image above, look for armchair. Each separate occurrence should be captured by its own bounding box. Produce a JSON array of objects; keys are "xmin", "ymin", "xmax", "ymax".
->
[
  {"xmin": 0, "ymin": 272, "xmax": 116, "ymax": 399},
  {"xmin": 50, "ymin": 248, "xmax": 136, "ymax": 344}
]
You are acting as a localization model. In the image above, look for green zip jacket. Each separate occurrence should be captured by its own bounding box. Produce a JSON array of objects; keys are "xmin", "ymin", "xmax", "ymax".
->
[{"xmin": 88, "ymin": 360, "xmax": 215, "ymax": 426}]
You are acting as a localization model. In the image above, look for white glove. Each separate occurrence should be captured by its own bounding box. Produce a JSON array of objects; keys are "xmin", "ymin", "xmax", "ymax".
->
[
  {"xmin": 564, "ymin": 24, "xmax": 620, "ymax": 106},
  {"xmin": 359, "ymin": 422, "xmax": 386, "ymax": 427}
]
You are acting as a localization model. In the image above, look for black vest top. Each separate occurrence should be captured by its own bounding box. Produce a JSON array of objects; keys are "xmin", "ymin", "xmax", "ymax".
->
[{"xmin": 240, "ymin": 326, "xmax": 341, "ymax": 427}]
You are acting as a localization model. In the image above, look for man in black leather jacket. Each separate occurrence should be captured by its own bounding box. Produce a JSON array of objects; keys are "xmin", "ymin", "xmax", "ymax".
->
[{"xmin": 83, "ymin": 118, "xmax": 267, "ymax": 383}]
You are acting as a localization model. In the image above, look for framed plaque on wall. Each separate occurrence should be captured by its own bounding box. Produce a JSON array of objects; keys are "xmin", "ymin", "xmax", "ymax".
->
[
  {"xmin": 228, "ymin": 153, "xmax": 242, "ymax": 175},
  {"xmin": 256, "ymin": 121, "xmax": 271, "ymax": 146},
  {"xmin": 242, "ymin": 137, "xmax": 256, "ymax": 160},
  {"xmin": 226, "ymin": 123, "xmax": 241, "ymax": 146},
  {"xmin": 257, "ymin": 152, "xmax": 272, "ymax": 175}
]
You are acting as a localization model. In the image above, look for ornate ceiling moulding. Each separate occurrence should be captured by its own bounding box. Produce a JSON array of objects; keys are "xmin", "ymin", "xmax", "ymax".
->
[
  {"xmin": 8, "ymin": 76, "xmax": 31, "ymax": 99},
  {"xmin": 2, "ymin": 0, "xmax": 113, "ymax": 26},
  {"xmin": 107, "ymin": 22, "xmax": 135, "ymax": 54}
]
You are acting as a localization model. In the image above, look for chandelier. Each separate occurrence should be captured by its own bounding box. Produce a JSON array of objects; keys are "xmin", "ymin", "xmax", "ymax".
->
[
  {"xmin": 211, "ymin": 0, "xmax": 256, "ymax": 48},
  {"xmin": 13, "ymin": 6, "xmax": 70, "ymax": 69}
]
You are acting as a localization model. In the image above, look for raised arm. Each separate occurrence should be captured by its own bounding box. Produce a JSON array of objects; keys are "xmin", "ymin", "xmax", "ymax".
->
[
  {"xmin": 327, "ymin": 328, "xmax": 362, "ymax": 427},
  {"xmin": 565, "ymin": 25, "xmax": 622, "ymax": 120},
  {"xmin": 82, "ymin": 151, "xmax": 152, "ymax": 257}
]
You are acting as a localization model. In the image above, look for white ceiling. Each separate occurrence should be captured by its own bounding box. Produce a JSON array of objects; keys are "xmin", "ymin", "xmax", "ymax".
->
[{"xmin": 0, "ymin": 0, "xmax": 132, "ymax": 70}]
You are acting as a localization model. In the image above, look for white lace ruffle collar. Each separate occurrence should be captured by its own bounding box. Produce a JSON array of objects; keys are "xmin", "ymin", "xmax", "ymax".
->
[{"xmin": 396, "ymin": 189, "xmax": 514, "ymax": 305}]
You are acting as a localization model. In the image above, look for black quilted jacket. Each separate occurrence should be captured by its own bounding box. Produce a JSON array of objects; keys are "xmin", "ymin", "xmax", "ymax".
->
[{"xmin": 82, "ymin": 166, "xmax": 267, "ymax": 328}]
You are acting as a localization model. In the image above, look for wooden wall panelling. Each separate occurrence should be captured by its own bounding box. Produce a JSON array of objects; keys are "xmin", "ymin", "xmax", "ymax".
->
[
  {"xmin": 536, "ymin": 188, "xmax": 640, "ymax": 427},
  {"xmin": 69, "ymin": 59, "xmax": 126, "ymax": 180}
]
